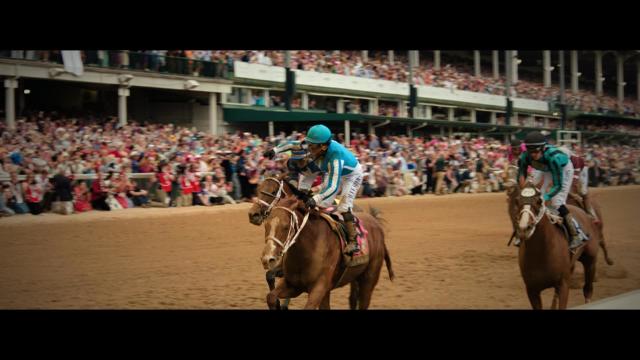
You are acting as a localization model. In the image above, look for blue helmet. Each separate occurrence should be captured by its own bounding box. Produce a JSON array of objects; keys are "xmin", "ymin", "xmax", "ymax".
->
[{"xmin": 305, "ymin": 124, "xmax": 332, "ymax": 144}]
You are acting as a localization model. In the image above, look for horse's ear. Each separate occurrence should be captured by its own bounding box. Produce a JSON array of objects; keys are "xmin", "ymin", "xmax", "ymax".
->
[{"xmin": 505, "ymin": 182, "xmax": 517, "ymax": 196}]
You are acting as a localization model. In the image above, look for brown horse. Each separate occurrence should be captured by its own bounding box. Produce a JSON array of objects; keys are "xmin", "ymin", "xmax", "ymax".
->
[
  {"xmin": 248, "ymin": 174, "xmax": 299, "ymax": 309},
  {"xmin": 506, "ymin": 181, "xmax": 605, "ymax": 309},
  {"xmin": 259, "ymin": 196, "xmax": 394, "ymax": 310}
]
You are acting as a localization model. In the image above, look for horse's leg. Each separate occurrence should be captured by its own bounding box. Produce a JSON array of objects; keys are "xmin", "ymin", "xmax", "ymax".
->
[
  {"xmin": 356, "ymin": 270, "xmax": 382, "ymax": 310},
  {"xmin": 267, "ymin": 279, "xmax": 301, "ymax": 310},
  {"xmin": 304, "ymin": 281, "xmax": 331, "ymax": 310},
  {"xmin": 526, "ymin": 288, "xmax": 543, "ymax": 310},
  {"xmin": 319, "ymin": 292, "xmax": 331, "ymax": 310},
  {"xmin": 265, "ymin": 270, "xmax": 280, "ymax": 309},
  {"xmin": 599, "ymin": 237, "xmax": 614, "ymax": 265},
  {"xmin": 582, "ymin": 258, "xmax": 596, "ymax": 303},
  {"xmin": 558, "ymin": 280, "xmax": 570, "ymax": 309},
  {"xmin": 349, "ymin": 282, "xmax": 359, "ymax": 310},
  {"xmin": 551, "ymin": 289, "xmax": 559, "ymax": 310}
]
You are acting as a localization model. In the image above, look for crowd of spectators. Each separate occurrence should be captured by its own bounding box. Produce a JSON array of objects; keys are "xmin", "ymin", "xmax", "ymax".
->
[
  {"xmin": 3, "ymin": 50, "xmax": 639, "ymax": 117},
  {"xmin": 1, "ymin": 112, "xmax": 639, "ymax": 217}
]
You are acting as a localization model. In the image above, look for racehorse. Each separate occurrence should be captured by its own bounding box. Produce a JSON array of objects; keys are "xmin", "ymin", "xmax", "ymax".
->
[
  {"xmin": 248, "ymin": 174, "xmax": 299, "ymax": 309},
  {"xmin": 506, "ymin": 181, "xmax": 607, "ymax": 309},
  {"xmin": 260, "ymin": 195, "xmax": 394, "ymax": 309}
]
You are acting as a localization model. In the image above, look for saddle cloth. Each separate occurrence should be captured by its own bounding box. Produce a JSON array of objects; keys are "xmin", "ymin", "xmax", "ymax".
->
[
  {"xmin": 546, "ymin": 209, "xmax": 590, "ymax": 244},
  {"xmin": 318, "ymin": 206, "xmax": 370, "ymax": 267}
]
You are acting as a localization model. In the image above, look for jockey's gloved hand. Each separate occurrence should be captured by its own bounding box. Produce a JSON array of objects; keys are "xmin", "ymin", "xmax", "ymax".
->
[
  {"xmin": 305, "ymin": 197, "xmax": 317, "ymax": 209},
  {"xmin": 263, "ymin": 149, "xmax": 275, "ymax": 159}
]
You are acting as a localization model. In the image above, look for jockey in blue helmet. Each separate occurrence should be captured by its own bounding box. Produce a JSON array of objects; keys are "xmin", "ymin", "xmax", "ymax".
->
[{"xmin": 301, "ymin": 124, "xmax": 364, "ymax": 255}]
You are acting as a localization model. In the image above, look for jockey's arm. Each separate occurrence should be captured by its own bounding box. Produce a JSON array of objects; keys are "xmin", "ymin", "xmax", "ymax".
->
[
  {"xmin": 545, "ymin": 156, "xmax": 564, "ymax": 202},
  {"xmin": 312, "ymin": 158, "xmax": 343, "ymax": 206}
]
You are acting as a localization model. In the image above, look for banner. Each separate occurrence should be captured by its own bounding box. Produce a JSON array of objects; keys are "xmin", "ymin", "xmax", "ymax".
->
[{"xmin": 61, "ymin": 50, "xmax": 84, "ymax": 76}]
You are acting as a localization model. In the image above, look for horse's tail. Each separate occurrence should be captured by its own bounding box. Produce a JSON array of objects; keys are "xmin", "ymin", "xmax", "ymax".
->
[
  {"xmin": 383, "ymin": 241, "xmax": 395, "ymax": 282},
  {"xmin": 368, "ymin": 206, "xmax": 387, "ymax": 230}
]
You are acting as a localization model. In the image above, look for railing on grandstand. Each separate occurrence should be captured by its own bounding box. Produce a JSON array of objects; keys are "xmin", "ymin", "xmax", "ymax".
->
[{"xmin": 0, "ymin": 50, "xmax": 233, "ymax": 80}]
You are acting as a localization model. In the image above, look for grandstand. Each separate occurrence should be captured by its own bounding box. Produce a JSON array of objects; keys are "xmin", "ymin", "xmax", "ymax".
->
[{"xmin": 2, "ymin": 50, "xmax": 639, "ymax": 145}]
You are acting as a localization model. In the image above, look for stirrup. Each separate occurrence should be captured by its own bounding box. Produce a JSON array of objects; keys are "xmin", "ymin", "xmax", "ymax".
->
[{"xmin": 344, "ymin": 241, "xmax": 360, "ymax": 255}]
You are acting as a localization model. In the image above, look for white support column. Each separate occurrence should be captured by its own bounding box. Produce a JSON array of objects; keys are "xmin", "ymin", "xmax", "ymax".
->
[
  {"xmin": 513, "ymin": 112, "xmax": 519, "ymax": 125},
  {"xmin": 301, "ymin": 92, "xmax": 309, "ymax": 110},
  {"xmin": 368, "ymin": 121, "xmax": 374, "ymax": 136},
  {"xmin": 337, "ymin": 99, "xmax": 345, "ymax": 114},
  {"xmin": 345, "ymin": 120, "xmax": 351, "ymax": 145},
  {"xmin": 595, "ymin": 51, "xmax": 603, "ymax": 96},
  {"xmin": 398, "ymin": 100, "xmax": 406, "ymax": 118},
  {"xmin": 617, "ymin": 54, "xmax": 625, "ymax": 112},
  {"xmin": 490, "ymin": 112, "xmax": 497, "ymax": 124},
  {"xmin": 544, "ymin": 117, "xmax": 549, "ymax": 128},
  {"xmin": 407, "ymin": 124, "xmax": 412, "ymax": 137},
  {"xmin": 388, "ymin": 50, "xmax": 394, "ymax": 64},
  {"xmin": 362, "ymin": 50, "xmax": 368, "ymax": 62},
  {"xmin": 4, "ymin": 78, "xmax": 17, "ymax": 130},
  {"xmin": 434, "ymin": 50, "xmax": 441, "ymax": 70},
  {"xmin": 425, "ymin": 105, "xmax": 432, "ymax": 119},
  {"xmin": 571, "ymin": 50, "xmax": 579, "ymax": 94},
  {"xmin": 512, "ymin": 50, "xmax": 519, "ymax": 84},
  {"xmin": 448, "ymin": 107, "xmax": 454, "ymax": 122},
  {"xmin": 118, "ymin": 86, "xmax": 129, "ymax": 127},
  {"xmin": 470, "ymin": 109, "xmax": 477, "ymax": 123},
  {"xmin": 492, "ymin": 50, "xmax": 499, "ymax": 79},
  {"xmin": 474, "ymin": 50, "xmax": 481, "ymax": 77},
  {"xmin": 264, "ymin": 89, "xmax": 270, "ymax": 108},
  {"xmin": 543, "ymin": 50, "xmax": 552, "ymax": 88},
  {"xmin": 529, "ymin": 114, "xmax": 535, "ymax": 127},
  {"xmin": 369, "ymin": 99, "xmax": 378, "ymax": 115},
  {"xmin": 208, "ymin": 92, "xmax": 218, "ymax": 135},
  {"xmin": 268, "ymin": 121, "xmax": 274, "ymax": 138},
  {"xmin": 244, "ymin": 88, "xmax": 253, "ymax": 105}
]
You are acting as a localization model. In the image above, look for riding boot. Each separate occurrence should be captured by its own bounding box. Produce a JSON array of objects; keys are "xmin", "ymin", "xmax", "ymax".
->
[
  {"xmin": 563, "ymin": 212, "xmax": 584, "ymax": 249},
  {"xmin": 342, "ymin": 212, "xmax": 360, "ymax": 255},
  {"xmin": 582, "ymin": 193, "xmax": 600, "ymax": 224}
]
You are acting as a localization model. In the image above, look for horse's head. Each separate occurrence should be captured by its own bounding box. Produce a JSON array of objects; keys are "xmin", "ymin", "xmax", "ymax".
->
[
  {"xmin": 260, "ymin": 197, "xmax": 303, "ymax": 270},
  {"xmin": 248, "ymin": 176, "xmax": 288, "ymax": 226},
  {"xmin": 514, "ymin": 181, "xmax": 545, "ymax": 242}
]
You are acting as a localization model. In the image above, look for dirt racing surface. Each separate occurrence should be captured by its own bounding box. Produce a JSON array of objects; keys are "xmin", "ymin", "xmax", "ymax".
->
[{"xmin": 1, "ymin": 186, "xmax": 639, "ymax": 309}]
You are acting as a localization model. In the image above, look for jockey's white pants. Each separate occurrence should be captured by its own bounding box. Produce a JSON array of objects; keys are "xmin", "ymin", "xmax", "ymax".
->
[
  {"xmin": 530, "ymin": 161, "xmax": 574, "ymax": 210},
  {"xmin": 306, "ymin": 163, "xmax": 363, "ymax": 213}
]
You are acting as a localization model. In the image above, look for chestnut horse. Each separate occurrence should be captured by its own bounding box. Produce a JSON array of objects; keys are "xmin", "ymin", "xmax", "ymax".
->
[
  {"xmin": 258, "ymin": 193, "xmax": 394, "ymax": 310},
  {"xmin": 506, "ymin": 181, "xmax": 608, "ymax": 309}
]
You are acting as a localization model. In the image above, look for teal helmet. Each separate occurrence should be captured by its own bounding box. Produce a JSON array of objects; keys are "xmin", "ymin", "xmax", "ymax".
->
[{"xmin": 305, "ymin": 124, "xmax": 332, "ymax": 144}]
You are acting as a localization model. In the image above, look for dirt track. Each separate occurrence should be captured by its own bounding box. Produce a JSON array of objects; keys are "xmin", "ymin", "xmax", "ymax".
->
[{"xmin": 1, "ymin": 186, "xmax": 639, "ymax": 309}]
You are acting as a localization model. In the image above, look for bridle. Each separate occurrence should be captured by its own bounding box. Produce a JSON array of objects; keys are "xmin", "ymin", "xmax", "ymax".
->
[
  {"xmin": 254, "ymin": 177, "xmax": 289, "ymax": 219},
  {"xmin": 266, "ymin": 205, "xmax": 311, "ymax": 258},
  {"xmin": 518, "ymin": 187, "xmax": 547, "ymax": 240}
]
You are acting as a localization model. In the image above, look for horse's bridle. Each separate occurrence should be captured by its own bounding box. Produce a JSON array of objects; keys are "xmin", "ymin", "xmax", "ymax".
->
[
  {"xmin": 266, "ymin": 206, "xmax": 311, "ymax": 258},
  {"xmin": 518, "ymin": 189, "xmax": 547, "ymax": 240},
  {"xmin": 255, "ymin": 177, "xmax": 288, "ymax": 220}
]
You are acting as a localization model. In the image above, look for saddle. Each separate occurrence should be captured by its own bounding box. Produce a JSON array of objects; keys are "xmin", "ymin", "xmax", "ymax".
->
[{"xmin": 317, "ymin": 206, "xmax": 370, "ymax": 267}]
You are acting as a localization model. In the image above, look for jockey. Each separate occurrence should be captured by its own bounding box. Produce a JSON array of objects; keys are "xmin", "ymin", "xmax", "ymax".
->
[
  {"xmin": 518, "ymin": 131, "xmax": 584, "ymax": 249},
  {"xmin": 301, "ymin": 124, "xmax": 364, "ymax": 255},
  {"xmin": 570, "ymin": 152, "xmax": 599, "ymax": 224}
]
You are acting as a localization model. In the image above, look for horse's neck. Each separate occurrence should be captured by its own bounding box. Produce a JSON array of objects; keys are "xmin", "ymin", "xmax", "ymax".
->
[{"xmin": 525, "ymin": 215, "xmax": 562, "ymax": 253}]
